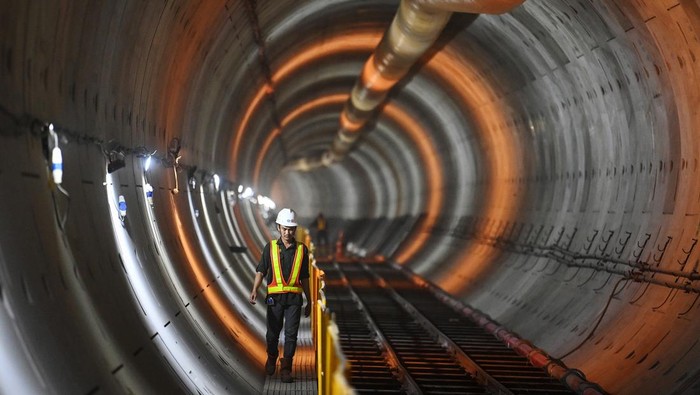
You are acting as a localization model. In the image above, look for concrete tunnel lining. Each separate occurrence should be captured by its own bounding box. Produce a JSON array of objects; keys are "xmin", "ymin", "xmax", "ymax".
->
[{"xmin": 1, "ymin": 0, "xmax": 700, "ymax": 393}]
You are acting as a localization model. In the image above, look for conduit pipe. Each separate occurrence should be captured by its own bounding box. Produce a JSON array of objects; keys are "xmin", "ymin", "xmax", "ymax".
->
[
  {"xmin": 400, "ymin": 264, "xmax": 606, "ymax": 395},
  {"xmin": 471, "ymin": 310, "xmax": 606, "ymax": 395},
  {"xmin": 288, "ymin": 0, "xmax": 524, "ymax": 171},
  {"xmin": 471, "ymin": 236, "xmax": 700, "ymax": 293}
]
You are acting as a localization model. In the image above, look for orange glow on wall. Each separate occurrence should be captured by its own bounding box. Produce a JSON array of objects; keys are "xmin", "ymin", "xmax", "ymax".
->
[
  {"xmin": 161, "ymin": 0, "xmax": 226, "ymax": 148},
  {"xmin": 251, "ymin": 92, "xmax": 443, "ymax": 266},
  {"xmin": 286, "ymin": 94, "xmax": 348, "ymax": 126},
  {"xmin": 228, "ymin": 31, "xmax": 383, "ymax": 259},
  {"xmin": 170, "ymin": 196, "xmax": 266, "ymax": 363},
  {"xmin": 426, "ymin": 46, "xmax": 521, "ymax": 294},
  {"xmin": 233, "ymin": 203, "xmax": 263, "ymax": 261},
  {"xmin": 226, "ymin": 23, "xmax": 514, "ymax": 294},
  {"xmin": 272, "ymin": 32, "xmax": 382, "ymax": 86},
  {"xmin": 229, "ymin": 86, "xmax": 269, "ymax": 179},
  {"xmin": 388, "ymin": 104, "xmax": 444, "ymax": 264},
  {"xmin": 253, "ymin": 95, "xmax": 348, "ymax": 187},
  {"xmin": 251, "ymin": 93, "xmax": 444, "ymax": 245},
  {"xmin": 229, "ymin": 31, "xmax": 382, "ymax": 180},
  {"xmin": 253, "ymin": 127, "xmax": 282, "ymax": 190}
]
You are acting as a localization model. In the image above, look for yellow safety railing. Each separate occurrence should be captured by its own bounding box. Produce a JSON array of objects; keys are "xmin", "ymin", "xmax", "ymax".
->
[
  {"xmin": 297, "ymin": 227, "xmax": 313, "ymax": 249},
  {"xmin": 310, "ymin": 251, "xmax": 354, "ymax": 394},
  {"xmin": 298, "ymin": 226, "xmax": 353, "ymax": 393}
]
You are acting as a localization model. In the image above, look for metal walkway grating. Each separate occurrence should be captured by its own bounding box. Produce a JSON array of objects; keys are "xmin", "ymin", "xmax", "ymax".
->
[
  {"xmin": 263, "ymin": 317, "xmax": 317, "ymax": 394},
  {"xmin": 319, "ymin": 261, "xmax": 581, "ymax": 394}
]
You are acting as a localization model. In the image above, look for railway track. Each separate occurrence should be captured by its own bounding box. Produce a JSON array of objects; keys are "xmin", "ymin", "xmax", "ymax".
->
[{"xmin": 319, "ymin": 262, "xmax": 577, "ymax": 394}]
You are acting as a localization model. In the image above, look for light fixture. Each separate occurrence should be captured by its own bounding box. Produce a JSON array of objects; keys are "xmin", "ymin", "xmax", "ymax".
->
[
  {"xmin": 171, "ymin": 164, "xmax": 180, "ymax": 195},
  {"xmin": 48, "ymin": 123, "xmax": 63, "ymax": 185},
  {"xmin": 169, "ymin": 140, "xmax": 181, "ymax": 195},
  {"xmin": 102, "ymin": 140, "xmax": 127, "ymax": 173},
  {"xmin": 145, "ymin": 183, "xmax": 154, "ymax": 207},
  {"xmin": 257, "ymin": 195, "xmax": 277, "ymax": 211},
  {"xmin": 240, "ymin": 186, "xmax": 254, "ymax": 199},
  {"xmin": 212, "ymin": 174, "xmax": 220, "ymax": 191},
  {"xmin": 118, "ymin": 195, "xmax": 127, "ymax": 220},
  {"xmin": 107, "ymin": 157, "xmax": 125, "ymax": 173}
]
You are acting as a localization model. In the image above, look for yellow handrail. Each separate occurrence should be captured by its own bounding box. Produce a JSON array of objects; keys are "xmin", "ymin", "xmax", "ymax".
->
[{"xmin": 312, "ymin": 257, "xmax": 354, "ymax": 394}]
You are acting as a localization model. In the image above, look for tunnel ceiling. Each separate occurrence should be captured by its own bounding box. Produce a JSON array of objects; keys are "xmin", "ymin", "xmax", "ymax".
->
[{"xmin": 2, "ymin": 0, "xmax": 700, "ymax": 394}]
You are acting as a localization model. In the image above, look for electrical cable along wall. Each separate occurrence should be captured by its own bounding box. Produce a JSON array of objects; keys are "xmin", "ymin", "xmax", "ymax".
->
[{"xmin": 1, "ymin": 1, "xmax": 700, "ymax": 394}]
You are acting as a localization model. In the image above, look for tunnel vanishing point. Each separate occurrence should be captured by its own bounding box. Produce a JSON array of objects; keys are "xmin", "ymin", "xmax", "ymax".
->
[{"xmin": 1, "ymin": 0, "xmax": 700, "ymax": 394}]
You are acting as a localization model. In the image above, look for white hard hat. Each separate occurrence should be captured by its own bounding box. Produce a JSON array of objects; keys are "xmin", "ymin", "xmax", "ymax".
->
[{"xmin": 276, "ymin": 208, "xmax": 298, "ymax": 227}]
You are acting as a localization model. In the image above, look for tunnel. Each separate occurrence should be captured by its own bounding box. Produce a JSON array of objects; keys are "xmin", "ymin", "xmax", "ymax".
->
[{"xmin": 1, "ymin": 0, "xmax": 699, "ymax": 393}]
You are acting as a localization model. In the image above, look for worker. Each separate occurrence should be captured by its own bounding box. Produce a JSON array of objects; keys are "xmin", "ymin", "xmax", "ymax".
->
[
  {"xmin": 312, "ymin": 212, "xmax": 328, "ymax": 255},
  {"xmin": 249, "ymin": 208, "xmax": 311, "ymax": 383}
]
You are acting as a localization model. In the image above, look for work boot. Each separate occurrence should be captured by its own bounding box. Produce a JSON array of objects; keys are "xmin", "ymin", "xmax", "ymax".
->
[
  {"xmin": 265, "ymin": 355, "xmax": 277, "ymax": 376},
  {"xmin": 280, "ymin": 358, "xmax": 293, "ymax": 383}
]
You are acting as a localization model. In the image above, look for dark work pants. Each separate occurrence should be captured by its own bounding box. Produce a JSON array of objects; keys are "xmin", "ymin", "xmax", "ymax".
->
[
  {"xmin": 266, "ymin": 297, "xmax": 302, "ymax": 359},
  {"xmin": 317, "ymin": 230, "xmax": 328, "ymax": 245}
]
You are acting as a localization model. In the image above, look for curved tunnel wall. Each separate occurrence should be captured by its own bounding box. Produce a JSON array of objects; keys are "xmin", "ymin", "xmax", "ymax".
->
[{"xmin": 1, "ymin": 1, "xmax": 700, "ymax": 394}]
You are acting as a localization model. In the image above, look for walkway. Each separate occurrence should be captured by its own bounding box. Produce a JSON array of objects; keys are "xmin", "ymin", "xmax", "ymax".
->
[{"xmin": 263, "ymin": 316, "xmax": 317, "ymax": 394}]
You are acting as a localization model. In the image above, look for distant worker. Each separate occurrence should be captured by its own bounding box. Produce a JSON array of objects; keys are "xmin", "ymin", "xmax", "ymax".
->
[
  {"xmin": 312, "ymin": 212, "xmax": 328, "ymax": 254},
  {"xmin": 249, "ymin": 208, "xmax": 311, "ymax": 383}
]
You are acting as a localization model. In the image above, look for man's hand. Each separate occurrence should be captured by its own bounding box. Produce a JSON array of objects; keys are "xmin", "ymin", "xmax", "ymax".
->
[
  {"xmin": 250, "ymin": 272, "xmax": 264, "ymax": 304},
  {"xmin": 300, "ymin": 279, "xmax": 312, "ymax": 318},
  {"xmin": 249, "ymin": 290, "xmax": 257, "ymax": 304}
]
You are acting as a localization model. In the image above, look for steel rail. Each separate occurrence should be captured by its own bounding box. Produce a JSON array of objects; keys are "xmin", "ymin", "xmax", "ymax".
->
[
  {"xmin": 361, "ymin": 263, "xmax": 514, "ymax": 395},
  {"xmin": 332, "ymin": 262, "xmax": 423, "ymax": 394},
  {"xmin": 331, "ymin": 263, "xmax": 487, "ymax": 393}
]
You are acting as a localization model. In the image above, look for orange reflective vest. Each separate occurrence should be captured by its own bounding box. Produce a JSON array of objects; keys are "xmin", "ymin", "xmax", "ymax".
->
[{"xmin": 267, "ymin": 240, "xmax": 304, "ymax": 294}]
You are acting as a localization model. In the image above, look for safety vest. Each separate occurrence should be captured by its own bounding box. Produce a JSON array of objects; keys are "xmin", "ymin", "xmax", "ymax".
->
[{"xmin": 267, "ymin": 240, "xmax": 304, "ymax": 294}]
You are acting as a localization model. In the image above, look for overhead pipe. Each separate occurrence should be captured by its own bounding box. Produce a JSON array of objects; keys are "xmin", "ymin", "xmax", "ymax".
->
[
  {"xmin": 412, "ymin": 0, "xmax": 526, "ymax": 14},
  {"xmin": 288, "ymin": 0, "xmax": 524, "ymax": 171}
]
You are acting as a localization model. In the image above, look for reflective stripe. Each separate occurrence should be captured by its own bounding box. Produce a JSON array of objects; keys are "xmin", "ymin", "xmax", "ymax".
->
[
  {"xmin": 288, "ymin": 245, "xmax": 304, "ymax": 286},
  {"xmin": 270, "ymin": 242, "xmax": 285, "ymax": 292},
  {"xmin": 267, "ymin": 240, "xmax": 304, "ymax": 294}
]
